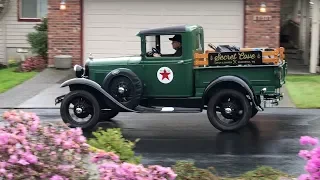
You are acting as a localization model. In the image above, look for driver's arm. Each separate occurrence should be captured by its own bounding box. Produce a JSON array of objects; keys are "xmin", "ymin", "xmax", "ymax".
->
[{"xmin": 153, "ymin": 53, "xmax": 161, "ymax": 57}]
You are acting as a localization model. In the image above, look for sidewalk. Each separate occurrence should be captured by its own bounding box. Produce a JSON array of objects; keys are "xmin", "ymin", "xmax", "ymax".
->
[{"xmin": 0, "ymin": 68, "xmax": 74, "ymax": 108}]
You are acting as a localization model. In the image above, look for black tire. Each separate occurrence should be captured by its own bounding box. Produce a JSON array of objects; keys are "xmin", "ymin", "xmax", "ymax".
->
[
  {"xmin": 60, "ymin": 90, "xmax": 101, "ymax": 130},
  {"xmin": 251, "ymin": 96, "xmax": 261, "ymax": 118},
  {"xmin": 207, "ymin": 89, "xmax": 252, "ymax": 131},
  {"xmin": 102, "ymin": 68, "xmax": 143, "ymax": 110},
  {"xmin": 100, "ymin": 110, "xmax": 119, "ymax": 121},
  {"xmin": 251, "ymin": 107, "xmax": 258, "ymax": 118}
]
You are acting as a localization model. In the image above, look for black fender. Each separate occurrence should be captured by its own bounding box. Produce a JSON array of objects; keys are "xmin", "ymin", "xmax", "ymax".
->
[
  {"xmin": 202, "ymin": 75, "xmax": 263, "ymax": 111},
  {"xmin": 59, "ymin": 78, "xmax": 136, "ymax": 112}
]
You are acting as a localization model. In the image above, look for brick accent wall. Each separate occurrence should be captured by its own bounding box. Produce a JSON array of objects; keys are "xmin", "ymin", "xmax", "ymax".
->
[
  {"xmin": 244, "ymin": 0, "xmax": 281, "ymax": 48},
  {"xmin": 47, "ymin": 0, "xmax": 81, "ymax": 67}
]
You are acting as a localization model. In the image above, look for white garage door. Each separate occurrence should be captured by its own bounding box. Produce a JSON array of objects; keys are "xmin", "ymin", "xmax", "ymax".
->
[{"xmin": 83, "ymin": 0, "xmax": 244, "ymax": 61}]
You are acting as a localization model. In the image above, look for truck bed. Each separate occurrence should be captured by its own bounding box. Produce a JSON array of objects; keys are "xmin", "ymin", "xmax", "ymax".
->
[{"xmin": 192, "ymin": 47, "xmax": 287, "ymax": 97}]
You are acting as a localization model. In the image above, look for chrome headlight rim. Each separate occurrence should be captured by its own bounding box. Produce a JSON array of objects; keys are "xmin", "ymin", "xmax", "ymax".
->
[{"xmin": 74, "ymin": 65, "xmax": 84, "ymax": 78}]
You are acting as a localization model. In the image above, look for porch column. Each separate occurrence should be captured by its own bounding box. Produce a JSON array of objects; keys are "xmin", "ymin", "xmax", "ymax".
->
[
  {"xmin": 310, "ymin": 0, "xmax": 319, "ymax": 73},
  {"xmin": 293, "ymin": 0, "xmax": 301, "ymax": 21},
  {"xmin": 300, "ymin": 0, "xmax": 311, "ymax": 65}
]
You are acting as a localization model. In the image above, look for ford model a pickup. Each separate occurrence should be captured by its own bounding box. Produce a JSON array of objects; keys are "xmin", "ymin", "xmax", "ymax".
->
[{"xmin": 55, "ymin": 25, "xmax": 287, "ymax": 132}]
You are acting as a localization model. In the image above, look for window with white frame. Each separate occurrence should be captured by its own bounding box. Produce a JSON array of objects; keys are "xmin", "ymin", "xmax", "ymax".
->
[{"xmin": 20, "ymin": 0, "xmax": 48, "ymax": 19}]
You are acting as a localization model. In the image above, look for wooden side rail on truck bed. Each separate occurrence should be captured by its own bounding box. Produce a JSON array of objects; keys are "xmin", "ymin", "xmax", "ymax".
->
[{"xmin": 194, "ymin": 47, "xmax": 285, "ymax": 67}]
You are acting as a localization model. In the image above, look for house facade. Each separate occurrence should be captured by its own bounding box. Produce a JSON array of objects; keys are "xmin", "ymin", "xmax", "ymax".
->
[
  {"xmin": 1, "ymin": 0, "xmax": 280, "ymax": 67},
  {"xmin": 47, "ymin": 0, "xmax": 281, "ymax": 66},
  {"xmin": 0, "ymin": 0, "xmax": 47, "ymax": 64}
]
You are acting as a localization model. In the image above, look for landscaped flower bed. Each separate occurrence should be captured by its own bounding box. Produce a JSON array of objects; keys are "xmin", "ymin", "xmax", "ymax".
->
[
  {"xmin": 0, "ymin": 110, "xmax": 307, "ymax": 180},
  {"xmin": 0, "ymin": 110, "xmax": 177, "ymax": 179}
]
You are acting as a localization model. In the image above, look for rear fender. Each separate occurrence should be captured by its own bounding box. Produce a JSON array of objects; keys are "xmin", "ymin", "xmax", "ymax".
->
[
  {"xmin": 59, "ymin": 78, "xmax": 136, "ymax": 112},
  {"xmin": 202, "ymin": 76, "xmax": 263, "ymax": 111}
]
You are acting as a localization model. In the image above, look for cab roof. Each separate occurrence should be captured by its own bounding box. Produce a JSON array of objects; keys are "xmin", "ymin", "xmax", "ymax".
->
[{"xmin": 136, "ymin": 24, "xmax": 202, "ymax": 36}]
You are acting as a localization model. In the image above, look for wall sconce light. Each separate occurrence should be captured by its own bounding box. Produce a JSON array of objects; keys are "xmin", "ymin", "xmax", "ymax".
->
[
  {"xmin": 60, "ymin": 0, "xmax": 66, "ymax": 10},
  {"xmin": 260, "ymin": 2, "xmax": 266, "ymax": 13}
]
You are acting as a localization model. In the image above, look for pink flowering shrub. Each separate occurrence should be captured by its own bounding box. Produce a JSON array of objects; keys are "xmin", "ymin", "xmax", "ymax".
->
[
  {"xmin": 21, "ymin": 56, "xmax": 47, "ymax": 72},
  {"xmin": 0, "ymin": 110, "xmax": 177, "ymax": 180},
  {"xmin": 0, "ymin": 110, "xmax": 91, "ymax": 179},
  {"xmin": 298, "ymin": 136, "xmax": 320, "ymax": 180},
  {"xmin": 91, "ymin": 150, "xmax": 177, "ymax": 179}
]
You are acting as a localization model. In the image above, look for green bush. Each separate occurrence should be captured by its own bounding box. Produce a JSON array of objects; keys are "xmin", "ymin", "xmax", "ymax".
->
[
  {"xmin": 7, "ymin": 59, "xmax": 19, "ymax": 68},
  {"xmin": 27, "ymin": 18, "xmax": 48, "ymax": 59},
  {"xmin": 238, "ymin": 166, "xmax": 291, "ymax": 180},
  {"xmin": 87, "ymin": 128, "xmax": 141, "ymax": 164},
  {"xmin": 172, "ymin": 161, "xmax": 219, "ymax": 180}
]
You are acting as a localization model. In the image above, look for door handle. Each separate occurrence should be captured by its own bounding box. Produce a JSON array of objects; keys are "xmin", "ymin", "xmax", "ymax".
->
[{"xmin": 177, "ymin": 60, "xmax": 184, "ymax": 64}]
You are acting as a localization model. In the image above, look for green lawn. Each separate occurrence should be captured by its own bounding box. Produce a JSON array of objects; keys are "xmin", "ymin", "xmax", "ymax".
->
[
  {"xmin": 286, "ymin": 74, "xmax": 320, "ymax": 108},
  {"xmin": 0, "ymin": 67, "xmax": 37, "ymax": 93}
]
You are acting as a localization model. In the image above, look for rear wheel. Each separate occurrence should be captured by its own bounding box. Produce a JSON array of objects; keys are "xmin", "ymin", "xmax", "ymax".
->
[
  {"xmin": 207, "ymin": 89, "xmax": 252, "ymax": 131},
  {"xmin": 251, "ymin": 108, "xmax": 258, "ymax": 118},
  {"xmin": 60, "ymin": 90, "xmax": 101, "ymax": 130},
  {"xmin": 251, "ymin": 96, "xmax": 261, "ymax": 118}
]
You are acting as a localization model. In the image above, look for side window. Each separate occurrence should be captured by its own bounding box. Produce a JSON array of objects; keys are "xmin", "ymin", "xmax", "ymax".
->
[
  {"xmin": 145, "ymin": 34, "xmax": 182, "ymax": 58},
  {"xmin": 146, "ymin": 36, "xmax": 157, "ymax": 53},
  {"xmin": 195, "ymin": 33, "xmax": 202, "ymax": 51}
]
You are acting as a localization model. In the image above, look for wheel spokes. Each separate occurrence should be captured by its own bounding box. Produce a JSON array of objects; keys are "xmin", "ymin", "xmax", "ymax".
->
[
  {"xmin": 214, "ymin": 94, "xmax": 245, "ymax": 125},
  {"xmin": 67, "ymin": 96, "xmax": 95, "ymax": 124}
]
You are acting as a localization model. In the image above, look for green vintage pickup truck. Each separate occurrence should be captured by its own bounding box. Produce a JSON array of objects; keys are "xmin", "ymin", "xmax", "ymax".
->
[{"xmin": 55, "ymin": 24, "xmax": 287, "ymax": 132}]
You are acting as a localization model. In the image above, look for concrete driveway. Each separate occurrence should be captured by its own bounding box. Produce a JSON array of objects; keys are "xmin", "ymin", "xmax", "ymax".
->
[{"xmin": 0, "ymin": 68, "xmax": 73, "ymax": 108}]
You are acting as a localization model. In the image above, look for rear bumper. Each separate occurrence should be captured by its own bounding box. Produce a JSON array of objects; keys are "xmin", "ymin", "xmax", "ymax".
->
[{"xmin": 259, "ymin": 88, "xmax": 284, "ymax": 108}]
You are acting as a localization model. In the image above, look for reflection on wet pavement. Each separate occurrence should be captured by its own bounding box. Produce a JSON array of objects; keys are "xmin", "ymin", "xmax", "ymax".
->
[{"xmin": 86, "ymin": 108, "xmax": 320, "ymax": 177}]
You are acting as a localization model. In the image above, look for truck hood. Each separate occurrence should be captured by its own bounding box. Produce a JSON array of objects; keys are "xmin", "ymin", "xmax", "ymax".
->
[{"xmin": 86, "ymin": 56, "xmax": 142, "ymax": 66}]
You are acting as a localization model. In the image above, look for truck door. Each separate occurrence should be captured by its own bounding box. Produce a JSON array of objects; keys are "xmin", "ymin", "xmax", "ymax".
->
[{"xmin": 141, "ymin": 35, "xmax": 193, "ymax": 97}]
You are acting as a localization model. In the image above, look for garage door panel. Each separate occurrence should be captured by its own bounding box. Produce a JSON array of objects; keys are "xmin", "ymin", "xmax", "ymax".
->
[
  {"xmin": 86, "ymin": 23, "xmax": 123, "ymax": 28},
  {"xmin": 123, "ymin": 42, "xmax": 141, "ymax": 48},
  {"xmin": 85, "ymin": 15, "xmax": 124, "ymax": 23},
  {"xmin": 158, "ymin": 16, "xmax": 242, "ymax": 24},
  {"xmin": 86, "ymin": 28, "xmax": 125, "ymax": 36},
  {"xmin": 160, "ymin": 10, "xmax": 241, "ymax": 16},
  {"xmin": 83, "ymin": 0, "xmax": 244, "ymax": 60},
  {"xmin": 86, "ymin": 41, "xmax": 125, "ymax": 49},
  {"xmin": 84, "ymin": 9, "xmax": 123, "ymax": 15}
]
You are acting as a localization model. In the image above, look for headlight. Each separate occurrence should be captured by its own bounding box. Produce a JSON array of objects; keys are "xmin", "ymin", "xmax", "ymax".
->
[{"xmin": 74, "ymin": 65, "xmax": 84, "ymax": 78}]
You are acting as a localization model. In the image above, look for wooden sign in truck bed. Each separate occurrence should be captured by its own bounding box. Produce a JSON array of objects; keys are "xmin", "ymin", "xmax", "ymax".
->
[{"xmin": 194, "ymin": 47, "xmax": 285, "ymax": 67}]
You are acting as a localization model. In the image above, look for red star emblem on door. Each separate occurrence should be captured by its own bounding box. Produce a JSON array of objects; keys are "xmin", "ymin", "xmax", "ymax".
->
[
  {"xmin": 157, "ymin": 67, "xmax": 174, "ymax": 84},
  {"xmin": 160, "ymin": 69, "xmax": 170, "ymax": 80}
]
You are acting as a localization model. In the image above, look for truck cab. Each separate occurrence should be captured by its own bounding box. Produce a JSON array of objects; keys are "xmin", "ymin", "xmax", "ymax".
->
[{"xmin": 135, "ymin": 25, "xmax": 203, "ymax": 97}]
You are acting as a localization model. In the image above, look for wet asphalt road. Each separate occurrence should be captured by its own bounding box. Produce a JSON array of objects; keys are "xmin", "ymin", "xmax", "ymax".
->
[{"xmin": 1, "ymin": 108, "xmax": 320, "ymax": 177}]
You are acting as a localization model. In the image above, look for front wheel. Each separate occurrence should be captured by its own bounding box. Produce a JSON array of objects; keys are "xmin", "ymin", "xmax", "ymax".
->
[
  {"xmin": 60, "ymin": 90, "xmax": 101, "ymax": 130},
  {"xmin": 207, "ymin": 89, "xmax": 252, "ymax": 131}
]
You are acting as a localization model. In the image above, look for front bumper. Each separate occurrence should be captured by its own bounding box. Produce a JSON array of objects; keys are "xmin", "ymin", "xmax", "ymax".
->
[{"xmin": 55, "ymin": 94, "xmax": 65, "ymax": 105}]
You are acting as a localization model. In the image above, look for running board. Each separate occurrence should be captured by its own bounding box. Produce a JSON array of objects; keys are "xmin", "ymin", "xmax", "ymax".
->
[{"xmin": 134, "ymin": 106, "xmax": 202, "ymax": 113}]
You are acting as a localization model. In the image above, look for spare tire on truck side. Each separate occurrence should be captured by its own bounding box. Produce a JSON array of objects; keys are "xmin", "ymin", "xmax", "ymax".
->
[{"xmin": 102, "ymin": 68, "xmax": 143, "ymax": 110}]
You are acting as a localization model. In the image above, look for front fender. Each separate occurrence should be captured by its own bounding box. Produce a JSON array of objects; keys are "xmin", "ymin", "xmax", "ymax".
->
[
  {"xmin": 60, "ymin": 78, "xmax": 136, "ymax": 112},
  {"xmin": 203, "ymin": 76, "xmax": 263, "ymax": 111}
]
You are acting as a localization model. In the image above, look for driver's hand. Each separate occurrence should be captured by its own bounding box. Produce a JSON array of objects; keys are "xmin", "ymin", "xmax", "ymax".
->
[{"xmin": 153, "ymin": 53, "xmax": 161, "ymax": 57}]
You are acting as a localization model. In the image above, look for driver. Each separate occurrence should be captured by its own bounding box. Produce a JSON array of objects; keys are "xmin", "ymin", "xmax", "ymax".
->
[{"xmin": 154, "ymin": 35, "xmax": 182, "ymax": 57}]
